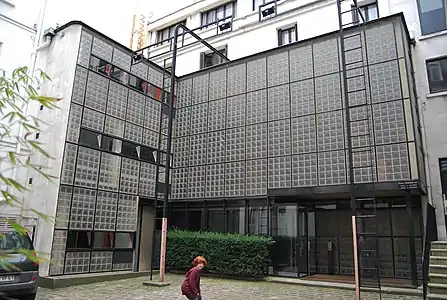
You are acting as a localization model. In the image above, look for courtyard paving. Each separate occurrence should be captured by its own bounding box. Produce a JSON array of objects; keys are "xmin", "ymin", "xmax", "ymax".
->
[{"xmin": 36, "ymin": 274, "xmax": 422, "ymax": 299}]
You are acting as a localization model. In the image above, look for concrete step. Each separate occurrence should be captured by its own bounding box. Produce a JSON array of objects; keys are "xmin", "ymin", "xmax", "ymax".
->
[
  {"xmin": 432, "ymin": 242, "xmax": 447, "ymax": 250},
  {"xmin": 431, "ymin": 273, "xmax": 447, "ymax": 285},
  {"xmin": 432, "ymin": 249, "xmax": 447, "ymax": 257},
  {"xmin": 429, "ymin": 283, "xmax": 447, "ymax": 295},
  {"xmin": 432, "ymin": 257, "xmax": 447, "ymax": 265},
  {"xmin": 428, "ymin": 293, "xmax": 447, "ymax": 299},
  {"xmin": 430, "ymin": 265, "xmax": 447, "ymax": 275}
]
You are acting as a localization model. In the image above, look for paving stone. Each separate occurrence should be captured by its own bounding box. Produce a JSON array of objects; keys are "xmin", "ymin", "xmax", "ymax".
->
[{"xmin": 36, "ymin": 274, "xmax": 421, "ymax": 300}]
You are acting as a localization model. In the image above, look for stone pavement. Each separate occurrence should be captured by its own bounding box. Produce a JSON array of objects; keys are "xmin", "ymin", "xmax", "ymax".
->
[{"xmin": 36, "ymin": 274, "xmax": 422, "ymax": 300}]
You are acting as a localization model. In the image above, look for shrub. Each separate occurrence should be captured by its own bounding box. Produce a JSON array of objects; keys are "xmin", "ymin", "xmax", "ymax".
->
[{"xmin": 166, "ymin": 229, "xmax": 274, "ymax": 277}]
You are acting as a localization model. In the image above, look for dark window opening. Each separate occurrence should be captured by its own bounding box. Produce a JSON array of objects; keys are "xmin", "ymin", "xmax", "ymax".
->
[
  {"xmin": 110, "ymin": 66, "xmax": 129, "ymax": 84},
  {"xmin": 79, "ymin": 128, "xmax": 101, "ymax": 149},
  {"xmin": 35, "ymin": 132, "xmax": 40, "ymax": 139},
  {"xmin": 113, "ymin": 249, "xmax": 133, "ymax": 264},
  {"xmin": 129, "ymin": 75, "xmax": 148, "ymax": 94},
  {"xmin": 253, "ymin": 0, "xmax": 281, "ymax": 11},
  {"xmin": 187, "ymin": 210, "xmax": 202, "ymax": 231},
  {"xmin": 93, "ymin": 232, "xmax": 114, "ymax": 249},
  {"xmin": 140, "ymin": 146, "xmax": 156, "ymax": 163},
  {"xmin": 66, "ymin": 231, "xmax": 92, "ymax": 249},
  {"xmin": 28, "ymin": 178, "xmax": 33, "ymax": 184},
  {"xmin": 101, "ymin": 135, "xmax": 122, "ymax": 154},
  {"xmin": 114, "ymin": 232, "xmax": 135, "ymax": 249},
  {"xmin": 89, "ymin": 56, "xmax": 111, "ymax": 76},
  {"xmin": 427, "ymin": 57, "xmax": 447, "ymax": 93},
  {"xmin": 352, "ymin": 2, "xmax": 379, "ymax": 23},
  {"xmin": 278, "ymin": 24, "xmax": 297, "ymax": 46},
  {"xmin": 227, "ymin": 208, "xmax": 244, "ymax": 234},
  {"xmin": 170, "ymin": 210, "xmax": 188, "ymax": 229},
  {"xmin": 156, "ymin": 20, "xmax": 186, "ymax": 44},
  {"xmin": 208, "ymin": 209, "xmax": 225, "ymax": 233},
  {"xmin": 201, "ymin": 1, "xmax": 236, "ymax": 27},
  {"xmin": 417, "ymin": 0, "xmax": 447, "ymax": 35},
  {"xmin": 440, "ymin": 158, "xmax": 447, "ymax": 196},
  {"xmin": 39, "ymin": 105, "xmax": 44, "ymax": 111},
  {"xmin": 121, "ymin": 140, "xmax": 139, "ymax": 159},
  {"xmin": 201, "ymin": 47, "xmax": 227, "ymax": 69}
]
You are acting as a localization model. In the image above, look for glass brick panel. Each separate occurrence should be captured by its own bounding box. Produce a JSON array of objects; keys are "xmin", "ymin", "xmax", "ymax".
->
[
  {"xmin": 55, "ymin": 185, "xmax": 72, "ymax": 229},
  {"xmin": 268, "ymin": 51, "xmax": 289, "ymax": 87},
  {"xmin": 246, "ymin": 89, "xmax": 267, "ymax": 125},
  {"xmin": 95, "ymin": 191, "xmax": 118, "ymax": 231},
  {"xmin": 373, "ymin": 100, "xmax": 407, "ymax": 145},
  {"xmin": 127, "ymin": 90, "xmax": 146, "ymax": 126},
  {"xmin": 82, "ymin": 107, "xmax": 105, "ymax": 132},
  {"xmin": 292, "ymin": 153, "xmax": 318, "ymax": 187},
  {"xmin": 120, "ymin": 158, "xmax": 140, "ymax": 194},
  {"xmin": 268, "ymin": 156, "xmax": 291, "ymax": 189},
  {"xmin": 317, "ymin": 110, "xmax": 345, "ymax": 151},
  {"xmin": 130, "ymin": 62, "xmax": 148, "ymax": 80},
  {"xmin": 142, "ymin": 129, "xmax": 159, "ymax": 149},
  {"xmin": 61, "ymin": 143, "xmax": 78, "ymax": 185},
  {"xmin": 225, "ymin": 161, "xmax": 245, "ymax": 197},
  {"xmin": 370, "ymin": 60, "xmax": 402, "ymax": 103},
  {"xmin": 112, "ymin": 48, "xmax": 131, "ymax": 72},
  {"xmin": 69, "ymin": 187, "xmax": 96, "ymax": 229},
  {"xmin": 313, "ymin": 38, "xmax": 339, "ymax": 76},
  {"xmin": 49, "ymin": 230, "xmax": 67, "ymax": 275},
  {"xmin": 228, "ymin": 63, "xmax": 246, "ymax": 96},
  {"xmin": 78, "ymin": 31, "xmax": 92, "ymax": 68},
  {"xmin": 124, "ymin": 122, "xmax": 142, "ymax": 144},
  {"xmin": 177, "ymin": 78, "xmax": 192, "ymax": 108},
  {"xmin": 226, "ymin": 127, "xmax": 245, "ymax": 162},
  {"xmin": 291, "ymin": 79, "xmax": 315, "ymax": 117},
  {"xmin": 205, "ymin": 164, "xmax": 225, "ymax": 198},
  {"xmin": 247, "ymin": 57, "xmax": 267, "ymax": 92},
  {"xmin": 366, "ymin": 23, "xmax": 397, "ymax": 64},
  {"xmin": 174, "ymin": 107, "xmax": 191, "ymax": 137},
  {"xmin": 139, "ymin": 162, "xmax": 156, "ymax": 197},
  {"xmin": 116, "ymin": 194, "xmax": 138, "ymax": 231},
  {"xmin": 226, "ymin": 94, "xmax": 246, "ymax": 128},
  {"xmin": 171, "ymin": 167, "xmax": 188, "ymax": 200},
  {"xmin": 352, "ymin": 148, "xmax": 376, "ymax": 183},
  {"xmin": 207, "ymin": 99, "xmax": 226, "ymax": 131},
  {"xmin": 268, "ymin": 84, "xmax": 290, "ymax": 121},
  {"xmin": 144, "ymin": 99, "xmax": 161, "ymax": 132},
  {"xmin": 74, "ymin": 147, "xmax": 100, "ymax": 189},
  {"xmin": 289, "ymin": 45, "xmax": 313, "ymax": 82},
  {"xmin": 90, "ymin": 251, "xmax": 113, "ymax": 272},
  {"xmin": 66, "ymin": 103, "xmax": 83, "ymax": 143},
  {"xmin": 98, "ymin": 152, "xmax": 121, "ymax": 191},
  {"xmin": 315, "ymin": 73, "xmax": 342, "ymax": 113},
  {"xmin": 189, "ymin": 133, "xmax": 207, "ymax": 166},
  {"xmin": 104, "ymin": 116, "xmax": 125, "ymax": 138},
  {"xmin": 209, "ymin": 68, "xmax": 227, "ymax": 101},
  {"xmin": 92, "ymin": 37, "xmax": 113, "ymax": 61},
  {"xmin": 173, "ymin": 136, "xmax": 190, "ymax": 167},
  {"xmin": 190, "ymin": 103, "xmax": 208, "ymax": 135},
  {"xmin": 107, "ymin": 81, "xmax": 128, "ymax": 120},
  {"xmin": 376, "ymin": 143, "xmax": 410, "ymax": 181},
  {"xmin": 246, "ymin": 123, "xmax": 267, "ymax": 159},
  {"xmin": 268, "ymin": 119, "xmax": 291, "ymax": 157},
  {"xmin": 291, "ymin": 115, "xmax": 317, "ymax": 154},
  {"xmin": 318, "ymin": 150, "xmax": 346, "ymax": 186},
  {"xmin": 192, "ymin": 74, "xmax": 209, "ymax": 104},
  {"xmin": 187, "ymin": 166, "xmax": 205, "ymax": 199},
  {"xmin": 246, "ymin": 159, "xmax": 267, "ymax": 196},
  {"xmin": 148, "ymin": 66, "xmax": 163, "ymax": 87},
  {"xmin": 72, "ymin": 66, "xmax": 88, "ymax": 104},
  {"xmin": 85, "ymin": 71, "xmax": 108, "ymax": 112},
  {"xmin": 65, "ymin": 251, "xmax": 91, "ymax": 274},
  {"xmin": 206, "ymin": 130, "xmax": 225, "ymax": 164}
]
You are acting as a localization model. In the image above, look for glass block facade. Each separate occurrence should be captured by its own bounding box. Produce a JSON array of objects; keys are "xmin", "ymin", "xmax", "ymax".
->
[
  {"xmin": 50, "ymin": 28, "xmax": 167, "ymax": 275},
  {"xmin": 171, "ymin": 17, "xmax": 423, "ymax": 201}
]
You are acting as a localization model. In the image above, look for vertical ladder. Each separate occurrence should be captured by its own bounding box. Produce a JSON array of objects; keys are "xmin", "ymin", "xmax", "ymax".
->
[{"xmin": 336, "ymin": 0, "xmax": 381, "ymax": 297}]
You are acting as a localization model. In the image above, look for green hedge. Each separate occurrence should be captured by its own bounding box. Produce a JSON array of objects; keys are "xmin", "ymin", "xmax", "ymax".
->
[{"xmin": 166, "ymin": 229, "xmax": 275, "ymax": 277}]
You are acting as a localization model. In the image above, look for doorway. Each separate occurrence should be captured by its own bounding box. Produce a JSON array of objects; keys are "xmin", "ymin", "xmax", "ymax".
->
[
  {"xmin": 136, "ymin": 205, "xmax": 156, "ymax": 271},
  {"xmin": 271, "ymin": 204, "xmax": 316, "ymax": 277}
]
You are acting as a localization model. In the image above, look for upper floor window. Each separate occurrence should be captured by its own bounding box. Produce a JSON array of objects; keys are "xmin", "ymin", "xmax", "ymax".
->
[
  {"xmin": 278, "ymin": 24, "xmax": 297, "ymax": 46},
  {"xmin": 417, "ymin": 0, "xmax": 447, "ymax": 35},
  {"xmin": 156, "ymin": 20, "xmax": 186, "ymax": 44},
  {"xmin": 201, "ymin": 1, "xmax": 236, "ymax": 27},
  {"xmin": 439, "ymin": 158, "xmax": 447, "ymax": 197},
  {"xmin": 352, "ymin": 1, "xmax": 378, "ymax": 23},
  {"xmin": 200, "ymin": 47, "xmax": 227, "ymax": 69},
  {"xmin": 426, "ymin": 57, "xmax": 447, "ymax": 93}
]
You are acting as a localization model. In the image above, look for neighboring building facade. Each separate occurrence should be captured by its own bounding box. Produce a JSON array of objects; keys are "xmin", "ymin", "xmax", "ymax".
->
[{"xmin": 31, "ymin": 22, "xmax": 169, "ymax": 276}]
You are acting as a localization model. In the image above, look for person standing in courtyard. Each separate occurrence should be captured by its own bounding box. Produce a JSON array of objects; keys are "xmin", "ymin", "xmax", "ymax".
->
[{"xmin": 181, "ymin": 256, "xmax": 208, "ymax": 300}]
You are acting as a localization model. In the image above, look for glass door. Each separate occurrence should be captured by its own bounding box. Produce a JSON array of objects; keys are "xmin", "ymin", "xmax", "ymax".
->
[
  {"xmin": 273, "ymin": 205, "xmax": 298, "ymax": 277},
  {"xmin": 307, "ymin": 210, "xmax": 317, "ymax": 275}
]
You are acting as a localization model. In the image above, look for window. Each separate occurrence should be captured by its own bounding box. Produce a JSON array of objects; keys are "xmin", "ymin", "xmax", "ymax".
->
[
  {"xmin": 93, "ymin": 232, "xmax": 114, "ymax": 249},
  {"xmin": 200, "ymin": 47, "xmax": 227, "ymax": 69},
  {"xmin": 278, "ymin": 24, "xmax": 297, "ymax": 46},
  {"xmin": 79, "ymin": 128, "xmax": 101, "ymax": 149},
  {"xmin": 66, "ymin": 231, "xmax": 92, "ymax": 249},
  {"xmin": 352, "ymin": 1, "xmax": 379, "ymax": 23},
  {"xmin": 28, "ymin": 178, "xmax": 33, "ymax": 184},
  {"xmin": 39, "ymin": 105, "xmax": 44, "ymax": 111},
  {"xmin": 109, "ymin": 66, "xmax": 128, "ymax": 84},
  {"xmin": 201, "ymin": 1, "xmax": 236, "ymax": 27},
  {"xmin": 115, "ymin": 232, "xmax": 134, "ymax": 249},
  {"xmin": 35, "ymin": 133, "xmax": 40, "ymax": 139},
  {"xmin": 208, "ymin": 209, "xmax": 225, "ymax": 232},
  {"xmin": 417, "ymin": 0, "xmax": 447, "ymax": 35},
  {"xmin": 253, "ymin": 0, "xmax": 280, "ymax": 11},
  {"xmin": 156, "ymin": 20, "xmax": 186, "ymax": 44},
  {"xmin": 440, "ymin": 158, "xmax": 447, "ymax": 196},
  {"xmin": 101, "ymin": 135, "xmax": 122, "ymax": 154},
  {"xmin": 426, "ymin": 57, "xmax": 447, "ymax": 93},
  {"xmin": 90, "ymin": 56, "xmax": 111, "ymax": 76}
]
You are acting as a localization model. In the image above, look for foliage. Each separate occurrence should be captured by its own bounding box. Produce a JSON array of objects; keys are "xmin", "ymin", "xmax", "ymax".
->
[
  {"xmin": 166, "ymin": 229, "xmax": 275, "ymax": 277},
  {"xmin": 0, "ymin": 66, "xmax": 58, "ymax": 267}
]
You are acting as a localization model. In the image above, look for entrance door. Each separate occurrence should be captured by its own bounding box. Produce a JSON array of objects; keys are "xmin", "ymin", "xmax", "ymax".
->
[
  {"xmin": 137, "ymin": 205, "xmax": 156, "ymax": 271},
  {"xmin": 274, "ymin": 205, "xmax": 298, "ymax": 277}
]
